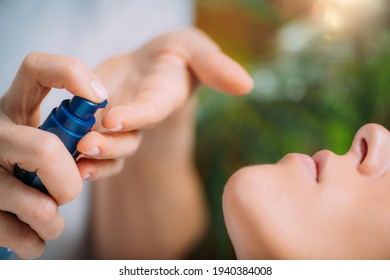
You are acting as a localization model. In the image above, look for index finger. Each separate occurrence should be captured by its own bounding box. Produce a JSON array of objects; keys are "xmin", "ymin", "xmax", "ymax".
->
[
  {"xmin": 139, "ymin": 27, "xmax": 254, "ymax": 95},
  {"xmin": 1, "ymin": 52, "xmax": 108, "ymax": 126},
  {"xmin": 101, "ymin": 53, "xmax": 191, "ymax": 131}
]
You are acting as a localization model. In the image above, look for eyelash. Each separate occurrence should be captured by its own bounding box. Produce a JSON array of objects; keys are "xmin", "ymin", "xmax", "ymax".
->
[{"xmin": 359, "ymin": 138, "xmax": 368, "ymax": 164}]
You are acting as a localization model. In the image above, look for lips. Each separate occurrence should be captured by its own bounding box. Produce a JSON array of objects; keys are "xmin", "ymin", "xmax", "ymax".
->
[
  {"xmin": 299, "ymin": 154, "xmax": 318, "ymax": 182},
  {"xmin": 312, "ymin": 150, "xmax": 333, "ymax": 182},
  {"xmin": 282, "ymin": 153, "xmax": 318, "ymax": 182}
]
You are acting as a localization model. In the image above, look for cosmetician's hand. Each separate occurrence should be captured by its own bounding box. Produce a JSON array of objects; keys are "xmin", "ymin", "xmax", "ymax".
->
[
  {"xmin": 76, "ymin": 27, "xmax": 254, "ymax": 180},
  {"xmin": 0, "ymin": 53, "xmax": 107, "ymax": 258}
]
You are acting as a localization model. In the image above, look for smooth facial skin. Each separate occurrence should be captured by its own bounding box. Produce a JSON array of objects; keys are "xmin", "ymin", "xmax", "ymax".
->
[{"xmin": 223, "ymin": 124, "xmax": 390, "ymax": 259}]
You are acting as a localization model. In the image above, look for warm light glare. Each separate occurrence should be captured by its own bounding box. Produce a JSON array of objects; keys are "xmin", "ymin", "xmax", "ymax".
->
[
  {"xmin": 323, "ymin": 7, "xmax": 344, "ymax": 30},
  {"xmin": 329, "ymin": 0, "xmax": 374, "ymax": 6},
  {"xmin": 312, "ymin": 0, "xmax": 384, "ymax": 34}
]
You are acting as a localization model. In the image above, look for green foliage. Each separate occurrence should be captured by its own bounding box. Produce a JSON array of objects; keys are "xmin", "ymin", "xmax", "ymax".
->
[{"xmin": 194, "ymin": 0, "xmax": 390, "ymax": 259}]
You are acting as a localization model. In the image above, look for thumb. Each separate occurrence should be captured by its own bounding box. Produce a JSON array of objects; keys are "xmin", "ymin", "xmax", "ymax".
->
[{"xmin": 1, "ymin": 52, "xmax": 108, "ymax": 126}]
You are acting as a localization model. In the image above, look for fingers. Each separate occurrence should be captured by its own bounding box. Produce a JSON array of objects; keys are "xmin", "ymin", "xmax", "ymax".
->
[
  {"xmin": 0, "ymin": 212, "xmax": 45, "ymax": 259},
  {"xmin": 0, "ymin": 125, "xmax": 83, "ymax": 205},
  {"xmin": 100, "ymin": 52, "xmax": 192, "ymax": 131},
  {"xmin": 190, "ymin": 51, "xmax": 254, "ymax": 95},
  {"xmin": 0, "ymin": 171, "xmax": 64, "ymax": 239},
  {"xmin": 0, "ymin": 125, "xmax": 71, "ymax": 258},
  {"xmin": 0, "ymin": 52, "xmax": 96, "ymax": 258},
  {"xmin": 0, "ymin": 170, "xmax": 65, "ymax": 259},
  {"xmin": 77, "ymin": 130, "xmax": 143, "ymax": 159},
  {"xmin": 1, "ymin": 52, "xmax": 107, "ymax": 126},
  {"xmin": 147, "ymin": 27, "xmax": 254, "ymax": 95},
  {"xmin": 76, "ymin": 130, "xmax": 140, "ymax": 180},
  {"xmin": 99, "ymin": 28, "xmax": 253, "ymax": 132},
  {"xmin": 77, "ymin": 158, "xmax": 125, "ymax": 181}
]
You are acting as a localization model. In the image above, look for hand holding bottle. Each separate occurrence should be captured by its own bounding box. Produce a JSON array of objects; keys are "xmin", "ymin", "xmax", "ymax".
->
[{"xmin": 0, "ymin": 53, "xmax": 107, "ymax": 259}]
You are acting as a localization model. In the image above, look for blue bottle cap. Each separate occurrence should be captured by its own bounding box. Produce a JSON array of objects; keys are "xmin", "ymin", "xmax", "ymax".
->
[{"xmin": 68, "ymin": 96, "xmax": 108, "ymax": 121}]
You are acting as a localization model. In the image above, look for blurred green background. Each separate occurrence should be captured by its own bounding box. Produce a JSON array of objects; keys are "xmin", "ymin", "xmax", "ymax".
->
[{"xmin": 193, "ymin": 0, "xmax": 390, "ymax": 259}]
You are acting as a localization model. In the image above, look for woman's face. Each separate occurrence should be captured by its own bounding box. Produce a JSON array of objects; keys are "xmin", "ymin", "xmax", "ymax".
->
[{"xmin": 223, "ymin": 124, "xmax": 390, "ymax": 259}]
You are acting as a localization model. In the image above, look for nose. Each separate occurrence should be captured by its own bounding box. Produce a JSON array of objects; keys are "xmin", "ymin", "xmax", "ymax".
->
[{"xmin": 351, "ymin": 123, "xmax": 390, "ymax": 178}]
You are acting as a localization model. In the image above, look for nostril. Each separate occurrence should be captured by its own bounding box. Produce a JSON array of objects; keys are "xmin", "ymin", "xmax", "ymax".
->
[{"xmin": 359, "ymin": 138, "xmax": 368, "ymax": 164}]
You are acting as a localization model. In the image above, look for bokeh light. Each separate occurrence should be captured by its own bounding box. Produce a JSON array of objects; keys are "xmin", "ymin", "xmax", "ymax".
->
[{"xmin": 312, "ymin": 0, "xmax": 385, "ymax": 34}]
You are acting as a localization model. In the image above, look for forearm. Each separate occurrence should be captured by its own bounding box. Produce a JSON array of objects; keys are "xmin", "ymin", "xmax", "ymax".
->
[{"xmin": 90, "ymin": 100, "xmax": 209, "ymax": 259}]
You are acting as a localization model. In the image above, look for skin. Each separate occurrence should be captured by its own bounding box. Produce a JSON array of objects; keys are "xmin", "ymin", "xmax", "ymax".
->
[
  {"xmin": 0, "ymin": 27, "xmax": 253, "ymax": 259},
  {"xmin": 223, "ymin": 123, "xmax": 390, "ymax": 259},
  {"xmin": 0, "ymin": 53, "xmax": 107, "ymax": 259},
  {"xmin": 86, "ymin": 28, "xmax": 253, "ymax": 259}
]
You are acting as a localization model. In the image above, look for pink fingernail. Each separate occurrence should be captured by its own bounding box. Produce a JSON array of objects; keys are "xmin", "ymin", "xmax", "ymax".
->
[
  {"xmin": 91, "ymin": 80, "xmax": 108, "ymax": 101},
  {"xmin": 109, "ymin": 123, "xmax": 123, "ymax": 132},
  {"xmin": 83, "ymin": 146, "xmax": 100, "ymax": 157}
]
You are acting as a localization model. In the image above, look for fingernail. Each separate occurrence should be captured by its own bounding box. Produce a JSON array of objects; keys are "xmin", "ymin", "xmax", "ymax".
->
[
  {"xmin": 91, "ymin": 80, "xmax": 108, "ymax": 101},
  {"xmin": 82, "ymin": 173, "xmax": 92, "ymax": 181},
  {"xmin": 83, "ymin": 146, "xmax": 100, "ymax": 157},
  {"xmin": 109, "ymin": 123, "xmax": 123, "ymax": 132}
]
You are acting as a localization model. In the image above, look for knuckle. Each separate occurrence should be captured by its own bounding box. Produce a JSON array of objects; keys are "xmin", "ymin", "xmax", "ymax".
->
[
  {"xmin": 15, "ymin": 227, "xmax": 44, "ymax": 259},
  {"xmin": 19, "ymin": 53, "xmax": 43, "ymax": 77},
  {"xmin": 62, "ymin": 59, "xmax": 88, "ymax": 80},
  {"xmin": 19, "ymin": 228, "xmax": 39, "ymax": 249},
  {"xmin": 21, "ymin": 53, "xmax": 40, "ymax": 70},
  {"xmin": 32, "ymin": 133, "xmax": 63, "ymax": 161},
  {"xmin": 29, "ymin": 196, "xmax": 58, "ymax": 227}
]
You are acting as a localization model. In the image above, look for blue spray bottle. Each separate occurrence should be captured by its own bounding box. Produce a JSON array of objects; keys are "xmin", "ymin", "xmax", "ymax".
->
[{"xmin": 0, "ymin": 96, "xmax": 107, "ymax": 259}]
